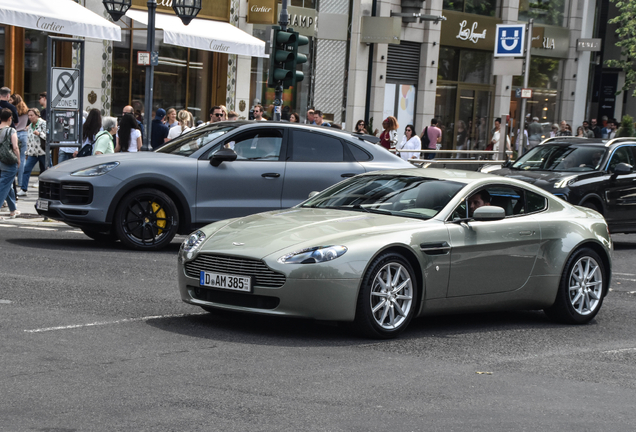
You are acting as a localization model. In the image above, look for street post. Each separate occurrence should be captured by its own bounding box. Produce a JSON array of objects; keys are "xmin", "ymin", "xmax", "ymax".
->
[{"xmin": 518, "ymin": 19, "xmax": 533, "ymax": 157}]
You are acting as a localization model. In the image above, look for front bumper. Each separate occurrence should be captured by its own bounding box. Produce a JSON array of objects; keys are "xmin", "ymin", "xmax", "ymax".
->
[{"xmin": 178, "ymin": 264, "xmax": 361, "ymax": 322}]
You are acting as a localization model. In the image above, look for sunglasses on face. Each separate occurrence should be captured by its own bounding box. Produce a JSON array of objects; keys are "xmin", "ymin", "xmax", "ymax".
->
[
  {"xmin": 405, "ymin": 129, "xmax": 412, "ymax": 132},
  {"xmin": 214, "ymin": 113, "xmax": 223, "ymax": 117}
]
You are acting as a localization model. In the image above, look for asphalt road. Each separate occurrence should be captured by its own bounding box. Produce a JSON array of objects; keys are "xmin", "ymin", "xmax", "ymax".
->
[{"xmin": 2, "ymin": 224, "xmax": 636, "ymax": 431}]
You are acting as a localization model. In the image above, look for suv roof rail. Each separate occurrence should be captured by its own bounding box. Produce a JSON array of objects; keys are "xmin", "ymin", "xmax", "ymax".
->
[
  {"xmin": 605, "ymin": 137, "xmax": 636, "ymax": 147},
  {"xmin": 539, "ymin": 136, "xmax": 583, "ymax": 145}
]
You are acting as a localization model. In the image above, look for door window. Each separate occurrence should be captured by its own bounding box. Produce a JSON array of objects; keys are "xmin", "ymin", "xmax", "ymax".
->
[
  {"xmin": 290, "ymin": 130, "xmax": 344, "ymax": 162},
  {"xmin": 450, "ymin": 185, "xmax": 526, "ymax": 220},
  {"xmin": 608, "ymin": 146, "xmax": 635, "ymax": 172},
  {"xmin": 225, "ymin": 129, "xmax": 283, "ymax": 161}
]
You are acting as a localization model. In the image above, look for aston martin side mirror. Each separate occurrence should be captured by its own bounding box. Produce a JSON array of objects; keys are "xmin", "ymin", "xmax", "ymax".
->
[
  {"xmin": 473, "ymin": 206, "xmax": 506, "ymax": 221},
  {"xmin": 210, "ymin": 148, "xmax": 238, "ymax": 167},
  {"xmin": 308, "ymin": 191, "xmax": 320, "ymax": 198}
]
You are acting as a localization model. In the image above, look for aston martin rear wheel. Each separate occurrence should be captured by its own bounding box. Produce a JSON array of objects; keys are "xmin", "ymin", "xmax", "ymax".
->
[
  {"xmin": 544, "ymin": 247, "xmax": 606, "ymax": 324},
  {"xmin": 354, "ymin": 252, "xmax": 417, "ymax": 339},
  {"xmin": 114, "ymin": 188, "xmax": 179, "ymax": 251}
]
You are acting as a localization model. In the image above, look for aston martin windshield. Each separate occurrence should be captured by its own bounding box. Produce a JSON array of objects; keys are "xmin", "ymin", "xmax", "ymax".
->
[
  {"xmin": 512, "ymin": 144, "xmax": 607, "ymax": 172},
  {"xmin": 157, "ymin": 125, "xmax": 235, "ymax": 156},
  {"xmin": 301, "ymin": 175, "xmax": 464, "ymax": 220}
]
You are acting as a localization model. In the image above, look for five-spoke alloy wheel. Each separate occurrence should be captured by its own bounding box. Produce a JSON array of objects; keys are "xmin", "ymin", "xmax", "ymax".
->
[
  {"xmin": 114, "ymin": 188, "xmax": 179, "ymax": 251},
  {"xmin": 354, "ymin": 252, "xmax": 418, "ymax": 338},
  {"xmin": 545, "ymin": 247, "xmax": 606, "ymax": 324}
]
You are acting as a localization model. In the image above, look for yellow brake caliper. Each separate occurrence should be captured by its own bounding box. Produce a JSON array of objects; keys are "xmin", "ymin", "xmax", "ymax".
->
[{"xmin": 151, "ymin": 202, "xmax": 166, "ymax": 234}]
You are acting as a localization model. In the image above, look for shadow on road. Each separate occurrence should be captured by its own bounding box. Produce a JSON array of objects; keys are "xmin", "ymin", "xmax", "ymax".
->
[
  {"xmin": 144, "ymin": 307, "xmax": 562, "ymax": 348},
  {"xmin": 6, "ymin": 237, "xmax": 182, "ymax": 254}
]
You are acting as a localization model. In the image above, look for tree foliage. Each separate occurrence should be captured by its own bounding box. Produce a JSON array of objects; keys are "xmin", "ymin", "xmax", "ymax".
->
[
  {"xmin": 617, "ymin": 114, "xmax": 635, "ymax": 137},
  {"xmin": 607, "ymin": 0, "xmax": 636, "ymax": 96}
]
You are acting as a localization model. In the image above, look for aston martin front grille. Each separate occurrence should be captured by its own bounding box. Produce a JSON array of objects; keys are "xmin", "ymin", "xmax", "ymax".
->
[{"xmin": 184, "ymin": 254, "xmax": 286, "ymax": 288}]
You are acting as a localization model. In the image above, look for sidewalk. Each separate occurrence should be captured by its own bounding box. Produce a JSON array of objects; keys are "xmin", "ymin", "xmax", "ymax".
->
[{"xmin": 0, "ymin": 176, "xmax": 68, "ymax": 228}]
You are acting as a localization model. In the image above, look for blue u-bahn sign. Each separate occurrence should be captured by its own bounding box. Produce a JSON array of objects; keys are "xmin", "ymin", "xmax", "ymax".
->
[{"xmin": 495, "ymin": 24, "xmax": 525, "ymax": 57}]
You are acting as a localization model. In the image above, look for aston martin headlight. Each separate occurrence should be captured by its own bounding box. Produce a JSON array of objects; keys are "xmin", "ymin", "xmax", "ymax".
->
[
  {"xmin": 554, "ymin": 175, "xmax": 578, "ymax": 189},
  {"xmin": 278, "ymin": 245, "xmax": 347, "ymax": 264},
  {"xmin": 182, "ymin": 230, "xmax": 207, "ymax": 254},
  {"xmin": 71, "ymin": 162, "xmax": 119, "ymax": 177}
]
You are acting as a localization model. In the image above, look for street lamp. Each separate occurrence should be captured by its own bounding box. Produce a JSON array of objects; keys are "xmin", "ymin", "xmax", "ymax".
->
[
  {"xmin": 102, "ymin": 0, "xmax": 131, "ymax": 22},
  {"xmin": 172, "ymin": 0, "xmax": 202, "ymax": 26},
  {"xmin": 103, "ymin": 0, "xmax": 201, "ymax": 150}
]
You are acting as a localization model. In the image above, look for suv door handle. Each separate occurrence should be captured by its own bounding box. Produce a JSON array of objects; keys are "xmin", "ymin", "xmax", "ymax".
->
[
  {"xmin": 519, "ymin": 230, "xmax": 534, "ymax": 236},
  {"xmin": 341, "ymin": 173, "xmax": 356, "ymax": 178},
  {"xmin": 261, "ymin": 173, "xmax": 281, "ymax": 178}
]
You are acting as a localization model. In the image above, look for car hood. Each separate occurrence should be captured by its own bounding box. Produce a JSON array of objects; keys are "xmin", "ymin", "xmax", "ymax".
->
[
  {"xmin": 42, "ymin": 152, "xmax": 180, "ymax": 175},
  {"xmin": 491, "ymin": 168, "xmax": 583, "ymax": 188},
  {"xmin": 198, "ymin": 208, "xmax": 427, "ymax": 258}
]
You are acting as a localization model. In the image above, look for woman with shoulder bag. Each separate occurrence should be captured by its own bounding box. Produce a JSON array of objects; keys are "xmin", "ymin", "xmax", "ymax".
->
[
  {"xmin": 379, "ymin": 116, "xmax": 398, "ymax": 150},
  {"xmin": 0, "ymin": 108, "xmax": 21, "ymax": 218},
  {"xmin": 75, "ymin": 109, "xmax": 102, "ymax": 157},
  {"xmin": 18, "ymin": 108, "xmax": 46, "ymax": 197},
  {"xmin": 10, "ymin": 94, "xmax": 29, "ymax": 190}
]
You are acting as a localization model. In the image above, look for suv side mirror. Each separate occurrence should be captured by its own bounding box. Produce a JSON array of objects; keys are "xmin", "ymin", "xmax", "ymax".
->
[
  {"xmin": 612, "ymin": 162, "xmax": 633, "ymax": 176},
  {"xmin": 473, "ymin": 206, "xmax": 506, "ymax": 221},
  {"xmin": 210, "ymin": 148, "xmax": 237, "ymax": 167}
]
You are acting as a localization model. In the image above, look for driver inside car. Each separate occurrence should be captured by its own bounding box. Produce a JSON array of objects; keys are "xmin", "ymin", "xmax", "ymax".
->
[{"xmin": 468, "ymin": 190, "xmax": 491, "ymax": 217}]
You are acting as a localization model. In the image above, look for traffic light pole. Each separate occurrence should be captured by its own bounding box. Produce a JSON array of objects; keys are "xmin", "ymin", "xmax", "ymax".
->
[{"xmin": 274, "ymin": 0, "xmax": 289, "ymax": 122}]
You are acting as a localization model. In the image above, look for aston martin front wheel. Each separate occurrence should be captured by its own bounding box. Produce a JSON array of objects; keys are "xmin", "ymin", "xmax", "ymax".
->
[
  {"xmin": 544, "ymin": 247, "xmax": 606, "ymax": 324},
  {"xmin": 114, "ymin": 188, "xmax": 179, "ymax": 251},
  {"xmin": 354, "ymin": 252, "xmax": 418, "ymax": 339}
]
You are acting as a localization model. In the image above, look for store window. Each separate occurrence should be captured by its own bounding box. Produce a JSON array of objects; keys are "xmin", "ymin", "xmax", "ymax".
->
[
  {"xmin": 519, "ymin": 0, "xmax": 566, "ymax": 26},
  {"xmin": 0, "ymin": 26, "xmax": 5, "ymax": 87},
  {"xmin": 112, "ymin": 18, "xmax": 218, "ymax": 124},
  {"xmin": 443, "ymin": 0, "xmax": 496, "ymax": 17},
  {"xmin": 23, "ymin": 29, "xmax": 48, "ymax": 109}
]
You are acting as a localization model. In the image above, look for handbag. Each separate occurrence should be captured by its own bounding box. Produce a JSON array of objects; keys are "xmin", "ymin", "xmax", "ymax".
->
[
  {"xmin": 77, "ymin": 135, "xmax": 96, "ymax": 158},
  {"xmin": 0, "ymin": 127, "xmax": 18, "ymax": 165}
]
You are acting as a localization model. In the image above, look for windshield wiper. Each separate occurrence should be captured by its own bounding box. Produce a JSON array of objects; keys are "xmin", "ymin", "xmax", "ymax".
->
[{"xmin": 348, "ymin": 204, "xmax": 393, "ymax": 215}]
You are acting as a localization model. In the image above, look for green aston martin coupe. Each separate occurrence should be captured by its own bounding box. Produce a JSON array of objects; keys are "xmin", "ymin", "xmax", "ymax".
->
[{"xmin": 178, "ymin": 168, "xmax": 612, "ymax": 338}]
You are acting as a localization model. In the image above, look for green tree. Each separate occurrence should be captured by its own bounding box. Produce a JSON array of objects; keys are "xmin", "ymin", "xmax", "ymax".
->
[
  {"xmin": 607, "ymin": 0, "xmax": 636, "ymax": 95},
  {"xmin": 617, "ymin": 114, "xmax": 635, "ymax": 137}
]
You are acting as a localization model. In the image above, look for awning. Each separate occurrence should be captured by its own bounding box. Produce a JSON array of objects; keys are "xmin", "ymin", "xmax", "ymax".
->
[
  {"xmin": 0, "ymin": 0, "xmax": 121, "ymax": 41},
  {"xmin": 126, "ymin": 10, "xmax": 267, "ymax": 58}
]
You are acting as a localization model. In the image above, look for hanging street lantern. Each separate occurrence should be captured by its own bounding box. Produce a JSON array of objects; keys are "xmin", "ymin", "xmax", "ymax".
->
[
  {"xmin": 172, "ymin": 0, "xmax": 202, "ymax": 26},
  {"xmin": 102, "ymin": 0, "xmax": 132, "ymax": 22}
]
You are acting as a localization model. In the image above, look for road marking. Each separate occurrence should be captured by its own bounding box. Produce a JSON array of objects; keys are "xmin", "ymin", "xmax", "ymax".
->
[
  {"xmin": 0, "ymin": 223, "xmax": 14, "ymax": 227},
  {"xmin": 614, "ymin": 277, "xmax": 636, "ymax": 282},
  {"xmin": 18, "ymin": 226, "xmax": 57, "ymax": 231},
  {"xmin": 0, "ymin": 299, "xmax": 12, "ymax": 304},
  {"xmin": 614, "ymin": 273, "xmax": 636, "ymax": 276},
  {"xmin": 24, "ymin": 312, "xmax": 206, "ymax": 333},
  {"xmin": 603, "ymin": 347, "xmax": 636, "ymax": 354}
]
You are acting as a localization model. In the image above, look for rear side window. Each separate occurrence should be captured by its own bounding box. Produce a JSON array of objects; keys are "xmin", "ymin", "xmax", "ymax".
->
[
  {"xmin": 346, "ymin": 142, "xmax": 372, "ymax": 161},
  {"xmin": 526, "ymin": 190, "xmax": 547, "ymax": 213},
  {"xmin": 290, "ymin": 130, "xmax": 344, "ymax": 162}
]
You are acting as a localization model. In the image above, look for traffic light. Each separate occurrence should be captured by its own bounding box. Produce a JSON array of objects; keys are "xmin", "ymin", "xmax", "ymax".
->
[
  {"xmin": 291, "ymin": 33, "xmax": 309, "ymax": 86},
  {"xmin": 268, "ymin": 26, "xmax": 296, "ymax": 88}
]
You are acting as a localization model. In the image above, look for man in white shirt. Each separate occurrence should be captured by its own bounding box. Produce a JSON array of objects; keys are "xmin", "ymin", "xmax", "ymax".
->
[{"xmin": 253, "ymin": 105, "xmax": 267, "ymax": 121}]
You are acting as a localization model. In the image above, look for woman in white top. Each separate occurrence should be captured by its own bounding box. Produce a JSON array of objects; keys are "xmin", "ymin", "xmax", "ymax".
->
[
  {"xmin": 115, "ymin": 114, "xmax": 142, "ymax": 152},
  {"xmin": 166, "ymin": 108, "xmax": 179, "ymax": 129},
  {"xmin": 396, "ymin": 124, "xmax": 421, "ymax": 161},
  {"xmin": 167, "ymin": 110, "xmax": 193, "ymax": 140}
]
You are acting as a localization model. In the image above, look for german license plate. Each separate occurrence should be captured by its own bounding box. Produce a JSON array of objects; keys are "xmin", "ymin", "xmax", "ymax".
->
[
  {"xmin": 200, "ymin": 271, "xmax": 251, "ymax": 293},
  {"xmin": 36, "ymin": 199, "xmax": 49, "ymax": 211}
]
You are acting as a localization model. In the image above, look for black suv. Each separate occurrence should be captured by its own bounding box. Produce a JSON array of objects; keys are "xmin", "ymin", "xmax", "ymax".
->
[{"xmin": 489, "ymin": 137, "xmax": 636, "ymax": 233}]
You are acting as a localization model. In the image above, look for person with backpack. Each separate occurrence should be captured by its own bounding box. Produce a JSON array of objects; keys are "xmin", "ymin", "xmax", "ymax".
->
[
  {"xmin": 18, "ymin": 108, "xmax": 46, "ymax": 197},
  {"xmin": 421, "ymin": 118, "xmax": 442, "ymax": 160},
  {"xmin": 0, "ymin": 108, "xmax": 21, "ymax": 219},
  {"xmin": 74, "ymin": 109, "xmax": 102, "ymax": 158}
]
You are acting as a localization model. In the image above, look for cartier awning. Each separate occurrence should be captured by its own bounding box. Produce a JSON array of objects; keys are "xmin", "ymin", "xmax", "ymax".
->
[
  {"xmin": 0, "ymin": 0, "xmax": 121, "ymax": 41},
  {"xmin": 126, "ymin": 9, "xmax": 267, "ymax": 58}
]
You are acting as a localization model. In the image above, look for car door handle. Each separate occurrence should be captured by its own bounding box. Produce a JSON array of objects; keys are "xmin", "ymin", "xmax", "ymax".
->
[
  {"xmin": 420, "ymin": 241, "xmax": 451, "ymax": 255},
  {"xmin": 519, "ymin": 230, "xmax": 535, "ymax": 236},
  {"xmin": 261, "ymin": 173, "xmax": 281, "ymax": 178},
  {"xmin": 341, "ymin": 173, "xmax": 357, "ymax": 178}
]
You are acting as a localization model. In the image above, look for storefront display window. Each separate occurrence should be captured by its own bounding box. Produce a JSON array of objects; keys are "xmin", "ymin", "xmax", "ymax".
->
[
  {"xmin": 23, "ymin": 29, "xmax": 48, "ymax": 109},
  {"xmin": 112, "ymin": 20, "xmax": 218, "ymax": 124},
  {"xmin": 443, "ymin": 0, "xmax": 496, "ymax": 17},
  {"xmin": 459, "ymin": 50, "xmax": 492, "ymax": 84},
  {"xmin": 0, "ymin": 27, "xmax": 5, "ymax": 87},
  {"xmin": 519, "ymin": 0, "xmax": 566, "ymax": 26}
]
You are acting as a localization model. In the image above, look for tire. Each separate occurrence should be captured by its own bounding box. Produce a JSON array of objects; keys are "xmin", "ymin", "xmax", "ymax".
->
[
  {"xmin": 354, "ymin": 252, "xmax": 418, "ymax": 339},
  {"xmin": 544, "ymin": 247, "xmax": 606, "ymax": 324},
  {"xmin": 81, "ymin": 229, "xmax": 117, "ymax": 243},
  {"xmin": 114, "ymin": 188, "xmax": 179, "ymax": 251}
]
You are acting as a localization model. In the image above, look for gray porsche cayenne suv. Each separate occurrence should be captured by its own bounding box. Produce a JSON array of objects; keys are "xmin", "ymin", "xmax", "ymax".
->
[{"xmin": 36, "ymin": 121, "xmax": 413, "ymax": 250}]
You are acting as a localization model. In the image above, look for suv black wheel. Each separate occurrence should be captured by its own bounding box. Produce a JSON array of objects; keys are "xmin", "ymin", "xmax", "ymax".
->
[{"xmin": 114, "ymin": 188, "xmax": 179, "ymax": 251}]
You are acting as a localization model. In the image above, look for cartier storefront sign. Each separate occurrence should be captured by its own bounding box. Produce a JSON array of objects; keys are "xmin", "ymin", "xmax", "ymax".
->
[
  {"xmin": 440, "ymin": 11, "xmax": 501, "ymax": 51},
  {"xmin": 247, "ymin": 0, "xmax": 277, "ymax": 25},
  {"xmin": 131, "ymin": 0, "xmax": 230, "ymax": 22}
]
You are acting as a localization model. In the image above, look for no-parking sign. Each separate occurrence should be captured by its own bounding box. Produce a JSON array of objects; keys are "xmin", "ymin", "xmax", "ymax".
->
[
  {"xmin": 495, "ymin": 24, "xmax": 525, "ymax": 57},
  {"xmin": 51, "ymin": 67, "xmax": 80, "ymax": 109}
]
